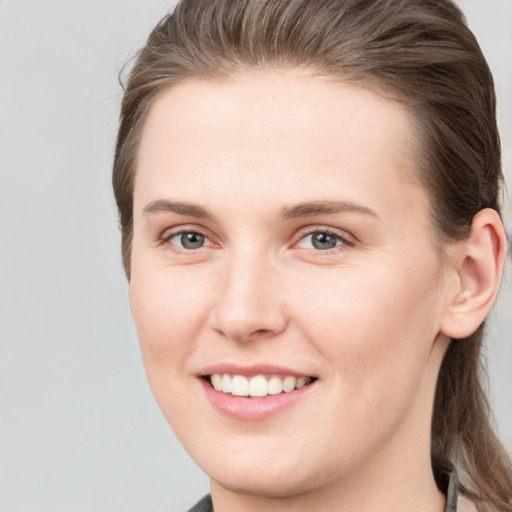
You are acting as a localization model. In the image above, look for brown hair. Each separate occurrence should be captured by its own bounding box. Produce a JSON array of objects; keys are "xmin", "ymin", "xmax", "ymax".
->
[{"xmin": 113, "ymin": 0, "xmax": 511, "ymax": 509}]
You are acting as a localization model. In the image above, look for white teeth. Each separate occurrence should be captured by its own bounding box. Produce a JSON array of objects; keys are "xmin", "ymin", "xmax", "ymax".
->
[
  {"xmin": 209, "ymin": 373, "xmax": 313, "ymax": 397},
  {"xmin": 296, "ymin": 376, "xmax": 308, "ymax": 389},
  {"xmin": 231, "ymin": 375, "xmax": 249, "ymax": 396},
  {"xmin": 221, "ymin": 374, "xmax": 232, "ymax": 393},
  {"xmin": 211, "ymin": 373, "xmax": 222, "ymax": 391},
  {"xmin": 268, "ymin": 375, "xmax": 283, "ymax": 395},
  {"xmin": 249, "ymin": 375, "xmax": 268, "ymax": 397},
  {"xmin": 282, "ymin": 376, "xmax": 296, "ymax": 392}
]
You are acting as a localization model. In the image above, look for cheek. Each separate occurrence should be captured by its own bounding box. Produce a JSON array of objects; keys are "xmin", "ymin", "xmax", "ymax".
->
[
  {"xmin": 291, "ymin": 257, "xmax": 443, "ymax": 396},
  {"xmin": 128, "ymin": 266, "xmax": 218, "ymax": 436},
  {"xmin": 129, "ymin": 265, "xmax": 214, "ymax": 377}
]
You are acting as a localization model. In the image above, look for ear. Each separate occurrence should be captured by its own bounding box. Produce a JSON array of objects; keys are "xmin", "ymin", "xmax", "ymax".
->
[{"xmin": 440, "ymin": 208, "xmax": 508, "ymax": 339}]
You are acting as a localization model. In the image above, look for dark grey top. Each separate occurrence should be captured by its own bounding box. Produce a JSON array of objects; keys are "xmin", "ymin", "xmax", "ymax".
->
[
  {"xmin": 188, "ymin": 494, "xmax": 213, "ymax": 512},
  {"xmin": 187, "ymin": 464, "xmax": 464, "ymax": 512}
]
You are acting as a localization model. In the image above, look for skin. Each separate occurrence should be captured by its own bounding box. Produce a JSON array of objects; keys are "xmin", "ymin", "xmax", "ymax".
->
[{"xmin": 128, "ymin": 70, "xmax": 505, "ymax": 512}]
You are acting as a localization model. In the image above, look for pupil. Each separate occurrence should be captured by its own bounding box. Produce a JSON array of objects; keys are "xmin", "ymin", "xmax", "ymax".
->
[
  {"xmin": 312, "ymin": 232, "xmax": 337, "ymax": 250},
  {"xmin": 181, "ymin": 232, "xmax": 204, "ymax": 249}
]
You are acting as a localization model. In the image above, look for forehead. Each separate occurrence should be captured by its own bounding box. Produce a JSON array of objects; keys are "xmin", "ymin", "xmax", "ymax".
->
[{"xmin": 135, "ymin": 71, "xmax": 424, "ymax": 216}]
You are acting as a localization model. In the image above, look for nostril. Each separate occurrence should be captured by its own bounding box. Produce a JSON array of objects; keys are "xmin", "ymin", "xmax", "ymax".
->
[
  {"xmin": 251, "ymin": 328, "xmax": 273, "ymax": 338},
  {"xmin": 208, "ymin": 291, "xmax": 289, "ymax": 342},
  {"xmin": 215, "ymin": 329, "xmax": 268, "ymax": 343}
]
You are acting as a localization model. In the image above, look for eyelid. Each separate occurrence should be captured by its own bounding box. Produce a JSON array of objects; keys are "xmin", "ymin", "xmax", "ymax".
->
[
  {"xmin": 293, "ymin": 226, "xmax": 355, "ymax": 249},
  {"xmin": 159, "ymin": 225, "xmax": 217, "ymax": 250},
  {"xmin": 157, "ymin": 224, "xmax": 355, "ymax": 252}
]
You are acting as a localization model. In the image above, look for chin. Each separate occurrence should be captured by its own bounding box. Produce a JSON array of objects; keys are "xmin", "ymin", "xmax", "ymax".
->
[
  {"xmin": 194, "ymin": 441, "xmax": 344, "ymax": 501},
  {"xmin": 209, "ymin": 467, "xmax": 319, "ymax": 499}
]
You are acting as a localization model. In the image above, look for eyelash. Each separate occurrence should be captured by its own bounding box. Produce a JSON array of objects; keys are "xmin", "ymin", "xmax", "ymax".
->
[
  {"xmin": 294, "ymin": 228, "xmax": 354, "ymax": 253},
  {"xmin": 158, "ymin": 227, "xmax": 354, "ymax": 253},
  {"xmin": 159, "ymin": 228, "xmax": 213, "ymax": 251}
]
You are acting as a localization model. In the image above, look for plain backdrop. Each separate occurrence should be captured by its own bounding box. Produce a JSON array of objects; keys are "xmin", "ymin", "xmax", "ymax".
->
[{"xmin": 0, "ymin": 1, "xmax": 510, "ymax": 511}]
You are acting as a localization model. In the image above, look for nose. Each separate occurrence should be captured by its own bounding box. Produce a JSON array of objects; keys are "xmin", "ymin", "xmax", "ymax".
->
[{"xmin": 209, "ymin": 251, "xmax": 288, "ymax": 343}]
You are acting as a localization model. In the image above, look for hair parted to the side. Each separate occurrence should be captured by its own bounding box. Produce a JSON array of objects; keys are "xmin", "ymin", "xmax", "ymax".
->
[{"xmin": 113, "ymin": 0, "xmax": 512, "ymax": 510}]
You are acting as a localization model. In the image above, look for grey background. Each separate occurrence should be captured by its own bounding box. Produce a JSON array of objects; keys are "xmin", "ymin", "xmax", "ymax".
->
[{"xmin": 0, "ymin": 1, "xmax": 510, "ymax": 511}]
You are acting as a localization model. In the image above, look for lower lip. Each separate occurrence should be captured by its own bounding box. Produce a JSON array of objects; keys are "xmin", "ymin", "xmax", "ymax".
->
[{"xmin": 200, "ymin": 378, "xmax": 316, "ymax": 421}]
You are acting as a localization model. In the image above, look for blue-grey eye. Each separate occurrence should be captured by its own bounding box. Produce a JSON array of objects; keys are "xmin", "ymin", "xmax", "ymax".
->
[
  {"xmin": 311, "ymin": 232, "xmax": 338, "ymax": 250},
  {"xmin": 297, "ymin": 231, "xmax": 344, "ymax": 251},
  {"xmin": 181, "ymin": 232, "xmax": 205, "ymax": 249},
  {"xmin": 169, "ymin": 231, "xmax": 206, "ymax": 249}
]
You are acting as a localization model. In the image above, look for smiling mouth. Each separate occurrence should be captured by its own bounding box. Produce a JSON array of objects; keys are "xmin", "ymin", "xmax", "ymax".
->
[{"xmin": 206, "ymin": 373, "xmax": 316, "ymax": 398}]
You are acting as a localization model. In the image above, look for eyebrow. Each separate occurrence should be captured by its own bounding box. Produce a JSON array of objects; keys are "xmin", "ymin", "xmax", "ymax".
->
[
  {"xmin": 142, "ymin": 199, "xmax": 379, "ymax": 221},
  {"xmin": 281, "ymin": 200, "xmax": 379, "ymax": 220},
  {"xmin": 143, "ymin": 200, "xmax": 213, "ymax": 219}
]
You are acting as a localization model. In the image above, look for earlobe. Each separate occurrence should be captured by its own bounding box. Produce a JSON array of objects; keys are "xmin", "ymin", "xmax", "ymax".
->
[{"xmin": 440, "ymin": 208, "xmax": 507, "ymax": 340}]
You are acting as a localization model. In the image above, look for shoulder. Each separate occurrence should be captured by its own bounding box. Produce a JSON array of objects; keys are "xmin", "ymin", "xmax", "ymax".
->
[{"xmin": 187, "ymin": 495, "xmax": 213, "ymax": 512}]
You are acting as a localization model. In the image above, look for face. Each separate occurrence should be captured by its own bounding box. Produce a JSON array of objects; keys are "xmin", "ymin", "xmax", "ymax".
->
[{"xmin": 130, "ymin": 71, "xmax": 452, "ymax": 500}]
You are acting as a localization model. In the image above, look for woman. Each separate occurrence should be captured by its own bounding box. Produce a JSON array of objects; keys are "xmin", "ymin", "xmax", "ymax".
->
[{"xmin": 113, "ymin": 0, "xmax": 511, "ymax": 511}]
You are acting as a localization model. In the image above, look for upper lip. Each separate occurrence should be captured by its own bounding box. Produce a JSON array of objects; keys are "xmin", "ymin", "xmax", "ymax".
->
[{"xmin": 199, "ymin": 363, "xmax": 316, "ymax": 378}]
